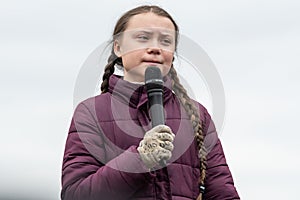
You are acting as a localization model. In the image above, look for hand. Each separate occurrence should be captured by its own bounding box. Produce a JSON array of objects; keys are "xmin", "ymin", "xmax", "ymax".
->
[{"xmin": 137, "ymin": 125, "xmax": 175, "ymax": 169}]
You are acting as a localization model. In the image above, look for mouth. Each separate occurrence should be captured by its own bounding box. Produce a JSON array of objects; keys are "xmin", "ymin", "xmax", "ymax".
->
[{"xmin": 142, "ymin": 60, "xmax": 162, "ymax": 65}]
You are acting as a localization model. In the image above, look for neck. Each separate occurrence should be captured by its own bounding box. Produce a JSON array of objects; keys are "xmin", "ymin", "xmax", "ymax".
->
[{"xmin": 123, "ymin": 73, "xmax": 145, "ymax": 83}]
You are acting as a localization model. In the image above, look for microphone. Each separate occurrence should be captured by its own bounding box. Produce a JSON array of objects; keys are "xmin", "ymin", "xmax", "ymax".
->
[
  {"xmin": 145, "ymin": 66, "xmax": 165, "ymax": 127},
  {"xmin": 145, "ymin": 66, "xmax": 166, "ymax": 166}
]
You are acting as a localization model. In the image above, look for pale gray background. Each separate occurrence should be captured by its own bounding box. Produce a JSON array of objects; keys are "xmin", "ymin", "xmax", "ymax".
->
[{"xmin": 0, "ymin": 0, "xmax": 299, "ymax": 199}]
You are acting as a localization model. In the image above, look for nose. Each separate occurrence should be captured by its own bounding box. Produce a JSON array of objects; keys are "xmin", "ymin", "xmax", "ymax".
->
[{"xmin": 146, "ymin": 46, "xmax": 162, "ymax": 55}]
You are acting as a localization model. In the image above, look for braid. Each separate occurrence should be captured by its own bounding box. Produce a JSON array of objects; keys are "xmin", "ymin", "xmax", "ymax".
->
[
  {"xmin": 168, "ymin": 66, "xmax": 207, "ymax": 200},
  {"xmin": 100, "ymin": 53, "xmax": 121, "ymax": 93}
]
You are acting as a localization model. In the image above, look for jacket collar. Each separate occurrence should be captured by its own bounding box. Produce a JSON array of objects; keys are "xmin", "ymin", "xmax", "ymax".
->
[{"xmin": 108, "ymin": 74, "xmax": 173, "ymax": 109}]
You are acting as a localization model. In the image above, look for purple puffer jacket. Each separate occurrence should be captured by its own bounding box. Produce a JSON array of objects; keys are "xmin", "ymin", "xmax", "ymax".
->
[{"xmin": 61, "ymin": 75, "xmax": 240, "ymax": 200}]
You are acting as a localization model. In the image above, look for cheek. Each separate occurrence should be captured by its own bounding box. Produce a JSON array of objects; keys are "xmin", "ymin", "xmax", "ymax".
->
[
  {"xmin": 161, "ymin": 53, "xmax": 174, "ymax": 76},
  {"xmin": 164, "ymin": 52, "xmax": 174, "ymax": 65},
  {"xmin": 164, "ymin": 54, "xmax": 174, "ymax": 76},
  {"xmin": 121, "ymin": 50, "xmax": 143, "ymax": 68}
]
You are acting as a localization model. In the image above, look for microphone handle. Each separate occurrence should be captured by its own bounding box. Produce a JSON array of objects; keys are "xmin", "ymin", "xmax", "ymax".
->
[
  {"xmin": 148, "ymin": 91, "xmax": 167, "ymax": 166},
  {"xmin": 148, "ymin": 94, "xmax": 165, "ymax": 127}
]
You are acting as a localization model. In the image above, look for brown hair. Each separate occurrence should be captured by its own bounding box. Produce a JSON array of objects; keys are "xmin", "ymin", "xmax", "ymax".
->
[{"xmin": 100, "ymin": 5, "xmax": 207, "ymax": 200}]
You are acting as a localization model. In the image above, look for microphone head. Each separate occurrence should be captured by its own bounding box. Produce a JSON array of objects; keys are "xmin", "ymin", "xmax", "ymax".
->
[{"xmin": 145, "ymin": 66, "xmax": 163, "ymax": 91}]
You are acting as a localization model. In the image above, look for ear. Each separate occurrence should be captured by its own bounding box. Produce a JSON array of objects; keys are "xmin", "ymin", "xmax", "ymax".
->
[{"xmin": 113, "ymin": 40, "xmax": 122, "ymax": 57}]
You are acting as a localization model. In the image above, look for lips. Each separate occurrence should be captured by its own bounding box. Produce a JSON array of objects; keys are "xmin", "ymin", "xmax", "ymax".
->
[{"xmin": 142, "ymin": 60, "xmax": 162, "ymax": 64}]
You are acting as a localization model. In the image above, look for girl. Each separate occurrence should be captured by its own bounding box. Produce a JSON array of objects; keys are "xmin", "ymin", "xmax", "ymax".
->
[{"xmin": 61, "ymin": 5, "xmax": 240, "ymax": 200}]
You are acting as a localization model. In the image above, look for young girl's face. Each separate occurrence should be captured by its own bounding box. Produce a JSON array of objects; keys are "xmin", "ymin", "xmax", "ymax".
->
[{"xmin": 114, "ymin": 12, "xmax": 176, "ymax": 82}]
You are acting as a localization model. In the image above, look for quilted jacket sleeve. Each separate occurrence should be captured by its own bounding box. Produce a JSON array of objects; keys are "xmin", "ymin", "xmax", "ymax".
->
[
  {"xmin": 61, "ymin": 101, "xmax": 153, "ymax": 200},
  {"xmin": 201, "ymin": 106, "xmax": 240, "ymax": 200}
]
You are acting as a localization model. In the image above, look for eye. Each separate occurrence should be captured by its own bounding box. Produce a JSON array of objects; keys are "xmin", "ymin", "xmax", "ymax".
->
[
  {"xmin": 136, "ymin": 34, "xmax": 149, "ymax": 41},
  {"xmin": 160, "ymin": 38, "xmax": 173, "ymax": 46}
]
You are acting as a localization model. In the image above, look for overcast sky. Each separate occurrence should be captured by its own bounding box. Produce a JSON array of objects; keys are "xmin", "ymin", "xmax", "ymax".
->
[{"xmin": 0, "ymin": 0, "xmax": 299, "ymax": 199}]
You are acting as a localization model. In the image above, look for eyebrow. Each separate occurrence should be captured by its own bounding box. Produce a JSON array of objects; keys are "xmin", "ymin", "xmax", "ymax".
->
[
  {"xmin": 134, "ymin": 30, "xmax": 153, "ymax": 35},
  {"xmin": 160, "ymin": 32, "xmax": 174, "ymax": 37},
  {"xmin": 134, "ymin": 30, "xmax": 174, "ymax": 37}
]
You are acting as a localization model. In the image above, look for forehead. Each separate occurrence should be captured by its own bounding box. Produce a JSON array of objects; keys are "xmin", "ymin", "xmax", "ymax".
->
[{"xmin": 126, "ymin": 12, "xmax": 175, "ymax": 31}]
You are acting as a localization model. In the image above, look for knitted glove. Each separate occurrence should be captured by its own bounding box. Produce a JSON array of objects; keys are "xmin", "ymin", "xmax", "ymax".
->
[{"xmin": 137, "ymin": 125, "xmax": 175, "ymax": 169}]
